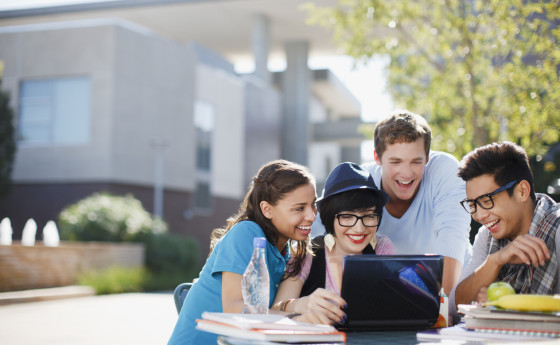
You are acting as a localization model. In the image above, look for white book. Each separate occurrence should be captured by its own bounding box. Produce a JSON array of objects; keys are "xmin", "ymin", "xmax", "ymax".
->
[
  {"xmin": 196, "ymin": 312, "xmax": 346, "ymax": 343},
  {"xmin": 417, "ymin": 324, "xmax": 553, "ymax": 342},
  {"xmin": 458, "ymin": 304, "xmax": 560, "ymax": 322}
]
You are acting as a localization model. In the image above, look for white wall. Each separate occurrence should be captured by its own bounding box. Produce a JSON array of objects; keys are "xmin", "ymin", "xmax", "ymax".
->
[
  {"xmin": 111, "ymin": 24, "xmax": 196, "ymax": 191},
  {"xmin": 309, "ymin": 94, "xmax": 328, "ymax": 123},
  {"xmin": 309, "ymin": 141, "xmax": 340, "ymax": 185}
]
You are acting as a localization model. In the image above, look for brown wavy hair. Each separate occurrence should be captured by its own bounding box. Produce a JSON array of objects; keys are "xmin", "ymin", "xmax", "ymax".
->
[{"xmin": 209, "ymin": 160, "xmax": 315, "ymax": 276}]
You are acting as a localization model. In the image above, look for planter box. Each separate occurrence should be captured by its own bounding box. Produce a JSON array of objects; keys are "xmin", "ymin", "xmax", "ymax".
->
[{"xmin": 0, "ymin": 241, "xmax": 145, "ymax": 292}]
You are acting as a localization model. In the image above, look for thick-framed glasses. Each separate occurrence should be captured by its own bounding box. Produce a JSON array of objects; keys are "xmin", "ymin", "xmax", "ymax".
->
[
  {"xmin": 460, "ymin": 180, "xmax": 519, "ymax": 214},
  {"xmin": 335, "ymin": 213, "xmax": 382, "ymax": 227}
]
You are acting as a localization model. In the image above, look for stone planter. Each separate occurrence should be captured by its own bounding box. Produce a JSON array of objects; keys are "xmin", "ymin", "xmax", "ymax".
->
[{"xmin": 0, "ymin": 241, "xmax": 145, "ymax": 292}]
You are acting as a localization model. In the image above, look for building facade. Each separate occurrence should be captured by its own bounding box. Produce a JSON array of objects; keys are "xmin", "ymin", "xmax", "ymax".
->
[{"xmin": 0, "ymin": 1, "xmax": 365, "ymax": 258}]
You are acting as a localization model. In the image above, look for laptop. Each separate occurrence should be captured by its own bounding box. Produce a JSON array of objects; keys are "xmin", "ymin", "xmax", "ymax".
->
[{"xmin": 338, "ymin": 254, "xmax": 444, "ymax": 331}]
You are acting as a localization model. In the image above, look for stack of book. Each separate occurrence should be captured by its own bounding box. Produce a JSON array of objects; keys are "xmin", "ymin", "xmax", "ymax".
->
[
  {"xmin": 196, "ymin": 312, "xmax": 346, "ymax": 343},
  {"xmin": 458, "ymin": 304, "xmax": 560, "ymax": 338}
]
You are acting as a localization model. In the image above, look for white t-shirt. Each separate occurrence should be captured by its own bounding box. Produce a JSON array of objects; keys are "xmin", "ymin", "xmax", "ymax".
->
[{"xmin": 362, "ymin": 151, "xmax": 472, "ymax": 264}]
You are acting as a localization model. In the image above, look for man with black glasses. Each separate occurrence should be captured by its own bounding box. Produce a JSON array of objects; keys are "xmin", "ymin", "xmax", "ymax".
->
[{"xmin": 451, "ymin": 141, "xmax": 560, "ymax": 308}]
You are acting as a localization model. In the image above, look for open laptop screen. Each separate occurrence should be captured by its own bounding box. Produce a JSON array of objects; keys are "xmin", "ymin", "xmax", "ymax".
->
[{"xmin": 338, "ymin": 254, "xmax": 443, "ymax": 331}]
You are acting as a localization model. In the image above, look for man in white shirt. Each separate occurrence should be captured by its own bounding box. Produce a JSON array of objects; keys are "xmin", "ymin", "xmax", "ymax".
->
[{"xmin": 362, "ymin": 110, "xmax": 472, "ymax": 295}]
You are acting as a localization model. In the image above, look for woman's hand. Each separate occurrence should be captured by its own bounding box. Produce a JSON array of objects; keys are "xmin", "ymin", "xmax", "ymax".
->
[
  {"xmin": 292, "ymin": 288, "xmax": 346, "ymax": 325},
  {"xmin": 474, "ymin": 286, "xmax": 488, "ymax": 304}
]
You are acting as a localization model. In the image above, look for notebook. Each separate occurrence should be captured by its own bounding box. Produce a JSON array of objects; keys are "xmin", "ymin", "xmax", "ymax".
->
[{"xmin": 338, "ymin": 254, "xmax": 444, "ymax": 331}]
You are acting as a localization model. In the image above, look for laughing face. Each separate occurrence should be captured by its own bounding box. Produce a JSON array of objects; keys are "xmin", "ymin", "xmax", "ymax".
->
[
  {"xmin": 261, "ymin": 182, "xmax": 317, "ymax": 251},
  {"xmin": 332, "ymin": 208, "xmax": 378, "ymax": 256},
  {"xmin": 465, "ymin": 174, "xmax": 527, "ymax": 240},
  {"xmin": 375, "ymin": 138, "xmax": 428, "ymax": 207}
]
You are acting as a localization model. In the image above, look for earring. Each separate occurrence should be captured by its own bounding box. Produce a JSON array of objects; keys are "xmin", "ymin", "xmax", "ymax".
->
[
  {"xmin": 369, "ymin": 235, "xmax": 378, "ymax": 250},
  {"xmin": 324, "ymin": 233, "xmax": 336, "ymax": 252}
]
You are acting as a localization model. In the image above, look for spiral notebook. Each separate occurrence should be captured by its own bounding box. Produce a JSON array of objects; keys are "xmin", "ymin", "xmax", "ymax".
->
[{"xmin": 337, "ymin": 254, "xmax": 444, "ymax": 331}]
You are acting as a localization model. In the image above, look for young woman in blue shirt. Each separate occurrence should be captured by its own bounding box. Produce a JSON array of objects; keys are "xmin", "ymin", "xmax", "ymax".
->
[{"xmin": 167, "ymin": 160, "xmax": 317, "ymax": 345}]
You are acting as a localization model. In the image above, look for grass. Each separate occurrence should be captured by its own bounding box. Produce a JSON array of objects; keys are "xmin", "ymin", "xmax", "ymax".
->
[
  {"xmin": 77, "ymin": 266, "xmax": 199, "ymax": 294},
  {"xmin": 77, "ymin": 266, "xmax": 150, "ymax": 295}
]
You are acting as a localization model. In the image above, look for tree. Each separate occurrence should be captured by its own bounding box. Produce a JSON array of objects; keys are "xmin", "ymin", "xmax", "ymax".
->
[
  {"xmin": 305, "ymin": 0, "xmax": 560, "ymax": 158},
  {"xmin": 0, "ymin": 63, "xmax": 16, "ymax": 196}
]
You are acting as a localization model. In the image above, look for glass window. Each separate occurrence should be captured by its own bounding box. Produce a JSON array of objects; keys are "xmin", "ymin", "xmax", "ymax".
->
[
  {"xmin": 19, "ymin": 77, "xmax": 91, "ymax": 145},
  {"xmin": 193, "ymin": 100, "xmax": 215, "ymax": 210},
  {"xmin": 194, "ymin": 182, "xmax": 211, "ymax": 210},
  {"xmin": 194, "ymin": 100, "xmax": 214, "ymax": 172}
]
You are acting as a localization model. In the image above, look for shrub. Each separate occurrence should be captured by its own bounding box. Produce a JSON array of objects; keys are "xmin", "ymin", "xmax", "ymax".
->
[
  {"xmin": 0, "ymin": 87, "xmax": 17, "ymax": 197},
  {"xmin": 58, "ymin": 192, "xmax": 167, "ymax": 242},
  {"xmin": 58, "ymin": 192, "xmax": 202, "ymax": 292},
  {"xmin": 143, "ymin": 233, "xmax": 201, "ymax": 291}
]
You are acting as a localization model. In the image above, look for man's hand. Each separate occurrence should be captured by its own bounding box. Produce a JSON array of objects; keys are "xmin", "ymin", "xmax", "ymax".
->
[{"xmin": 491, "ymin": 234, "xmax": 550, "ymax": 268}]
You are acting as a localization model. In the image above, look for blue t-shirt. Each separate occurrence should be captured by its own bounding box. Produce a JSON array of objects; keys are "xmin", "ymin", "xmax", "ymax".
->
[{"xmin": 167, "ymin": 220, "xmax": 289, "ymax": 345}]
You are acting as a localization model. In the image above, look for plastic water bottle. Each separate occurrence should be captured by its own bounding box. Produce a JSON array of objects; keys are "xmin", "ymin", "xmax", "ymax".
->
[{"xmin": 241, "ymin": 237, "xmax": 270, "ymax": 314}]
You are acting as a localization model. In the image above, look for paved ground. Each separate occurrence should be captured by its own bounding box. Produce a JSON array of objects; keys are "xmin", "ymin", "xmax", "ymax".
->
[{"xmin": 0, "ymin": 291, "xmax": 178, "ymax": 345}]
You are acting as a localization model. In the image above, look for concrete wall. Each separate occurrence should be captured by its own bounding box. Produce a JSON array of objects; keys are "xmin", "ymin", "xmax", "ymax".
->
[
  {"xmin": 111, "ymin": 24, "xmax": 196, "ymax": 190},
  {"xmin": 0, "ymin": 241, "xmax": 144, "ymax": 292}
]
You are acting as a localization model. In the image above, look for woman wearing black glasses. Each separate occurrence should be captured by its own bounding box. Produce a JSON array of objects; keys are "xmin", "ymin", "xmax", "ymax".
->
[{"xmin": 271, "ymin": 162, "xmax": 395, "ymax": 325}]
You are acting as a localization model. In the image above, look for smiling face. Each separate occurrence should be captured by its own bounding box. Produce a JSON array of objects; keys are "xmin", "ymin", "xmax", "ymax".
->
[
  {"xmin": 374, "ymin": 138, "xmax": 428, "ymax": 207},
  {"xmin": 332, "ymin": 208, "xmax": 378, "ymax": 256},
  {"xmin": 465, "ymin": 174, "xmax": 530, "ymax": 240},
  {"xmin": 261, "ymin": 182, "xmax": 317, "ymax": 251}
]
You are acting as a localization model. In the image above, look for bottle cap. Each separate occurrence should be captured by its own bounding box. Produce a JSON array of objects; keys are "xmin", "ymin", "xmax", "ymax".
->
[{"xmin": 253, "ymin": 237, "xmax": 266, "ymax": 248}]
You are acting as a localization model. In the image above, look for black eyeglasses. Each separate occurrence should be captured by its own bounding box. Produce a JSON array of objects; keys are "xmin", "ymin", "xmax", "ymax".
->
[
  {"xmin": 335, "ymin": 213, "xmax": 382, "ymax": 227},
  {"xmin": 460, "ymin": 180, "xmax": 519, "ymax": 214}
]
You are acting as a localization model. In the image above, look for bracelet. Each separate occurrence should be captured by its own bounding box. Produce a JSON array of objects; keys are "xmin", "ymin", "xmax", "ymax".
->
[
  {"xmin": 285, "ymin": 312, "xmax": 301, "ymax": 319},
  {"xmin": 279, "ymin": 298, "xmax": 295, "ymax": 312}
]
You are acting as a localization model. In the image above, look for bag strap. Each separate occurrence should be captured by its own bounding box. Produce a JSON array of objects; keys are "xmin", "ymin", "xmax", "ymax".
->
[
  {"xmin": 299, "ymin": 235, "xmax": 376, "ymax": 297},
  {"xmin": 300, "ymin": 236, "xmax": 326, "ymax": 297}
]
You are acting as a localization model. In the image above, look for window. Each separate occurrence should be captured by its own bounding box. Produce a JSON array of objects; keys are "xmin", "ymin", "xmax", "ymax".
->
[
  {"xmin": 18, "ymin": 77, "xmax": 91, "ymax": 145},
  {"xmin": 193, "ymin": 100, "xmax": 215, "ymax": 210},
  {"xmin": 194, "ymin": 182, "xmax": 211, "ymax": 210},
  {"xmin": 194, "ymin": 100, "xmax": 214, "ymax": 171}
]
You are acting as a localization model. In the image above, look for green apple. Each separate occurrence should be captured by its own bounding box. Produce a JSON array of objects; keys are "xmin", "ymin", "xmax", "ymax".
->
[{"xmin": 487, "ymin": 281, "xmax": 515, "ymax": 302}]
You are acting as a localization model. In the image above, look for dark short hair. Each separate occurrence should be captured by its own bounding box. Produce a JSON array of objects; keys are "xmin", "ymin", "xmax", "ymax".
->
[
  {"xmin": 319, "ymin": 188, "xmax": 385, "ymax": 236},
  {"xmin": 374, "ymin": 110, "xmax": 431, "ymax": 160},
  {"xmin": 457, "ymin": 141, "xmax": 536, "ymax": 201}
]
